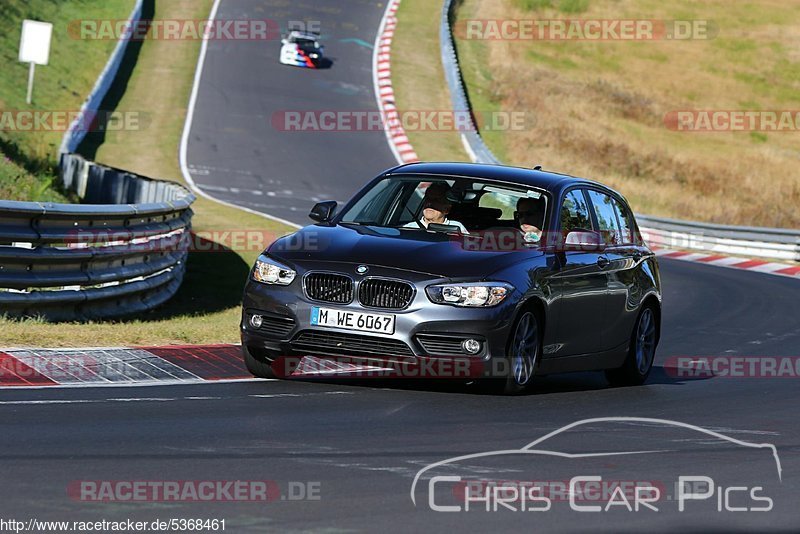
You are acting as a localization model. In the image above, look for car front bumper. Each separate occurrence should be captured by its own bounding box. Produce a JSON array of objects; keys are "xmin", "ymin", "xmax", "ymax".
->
[{"xmin": 240, "ymin": 264, "xmax": 519, "ymax": 379}]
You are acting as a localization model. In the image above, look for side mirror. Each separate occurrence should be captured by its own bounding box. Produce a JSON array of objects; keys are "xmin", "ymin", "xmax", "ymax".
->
[
  {"xmin": 562, "ymin": 230, "xmax": 606, "ymax": 252},
  {"xmin": 309, "ymin": 200, "xmax": 337, "ymax": 223}
]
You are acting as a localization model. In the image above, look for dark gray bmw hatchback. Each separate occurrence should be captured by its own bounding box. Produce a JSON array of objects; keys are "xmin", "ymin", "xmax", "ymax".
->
[{"xmin": 241, "ymin": 162, "xmax": 661, "ymax": 394}]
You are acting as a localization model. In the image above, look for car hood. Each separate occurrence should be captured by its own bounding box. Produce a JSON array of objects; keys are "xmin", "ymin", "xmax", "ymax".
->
[{"xmin": 268, "ymin": 223, "xmax": 542, "ymax": 278}]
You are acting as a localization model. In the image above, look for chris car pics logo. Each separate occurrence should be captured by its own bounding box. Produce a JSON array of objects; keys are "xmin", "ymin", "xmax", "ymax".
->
[{"xmin": 411, "ymin": 417, "xmax": 781, "ymax": 513}]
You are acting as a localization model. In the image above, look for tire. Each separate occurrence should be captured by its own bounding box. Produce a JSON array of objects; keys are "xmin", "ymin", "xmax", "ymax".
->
[
  {"xmin": 486, "ymin": 309, "xmax": 542, "ymax": 395},
  {"xmin": 605, "ymin": 303, "xmax": 659, "ymax": 387},
  {"xmin": 242, "ymin": 345, "xmax": 278, "ymax": 379}
]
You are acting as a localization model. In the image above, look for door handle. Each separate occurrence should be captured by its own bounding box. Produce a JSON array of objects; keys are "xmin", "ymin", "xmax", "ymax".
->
[{"xmin": 597, "ymin": 255, "xmax": 610, "ymax": 269}]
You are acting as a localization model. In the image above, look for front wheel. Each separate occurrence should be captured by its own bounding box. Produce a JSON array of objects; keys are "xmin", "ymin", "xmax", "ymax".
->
[
  {"xmin": 605, "ymin": 304, "xmax": 658, "ymax": 386},
  {"xmin": 242, "ymin": 345, "xmax": 278, "ymax": 379},
  {"xmin": 496, "ymin": 310, "xmax": 542, "ymax": 395}
]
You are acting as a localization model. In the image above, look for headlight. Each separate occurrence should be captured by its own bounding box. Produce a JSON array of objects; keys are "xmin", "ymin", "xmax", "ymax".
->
[
  {"xmin": 252, "ymin": 255, "xmax": 296, "ymax": 285},
  {"xmin": 426, "ymin": 282, "xmax": 513, "ymax": 307}
]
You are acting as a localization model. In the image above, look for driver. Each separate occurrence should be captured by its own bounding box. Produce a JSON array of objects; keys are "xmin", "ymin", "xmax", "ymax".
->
[
  {"xmin": 515, "ymin": 197, "xmax": 545, "ymax": 243},
  {"xmin": 404, "ymin": 182, "xmax": 468, "ymax": 233}
]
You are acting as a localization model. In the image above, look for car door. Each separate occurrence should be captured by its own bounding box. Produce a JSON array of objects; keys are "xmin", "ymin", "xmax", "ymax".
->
[
  {"xmin": 597, "ymin": 192, "xmax": 650, "ymax": 350},
  {"xmin": 585, "ymin": 189, "xmax": 632, "ymax": 351},
  {"xmin": 549, "ymin": 188, "xmax": 610, "ymax": 357}
]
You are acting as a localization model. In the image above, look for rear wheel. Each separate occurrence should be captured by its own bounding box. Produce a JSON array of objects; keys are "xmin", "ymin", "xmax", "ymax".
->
[{"xmin": 605, "ymin": 303, "xmax": 658, "ymax": 386}]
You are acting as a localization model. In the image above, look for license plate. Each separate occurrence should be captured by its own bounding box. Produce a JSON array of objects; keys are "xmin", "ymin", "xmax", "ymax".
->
[{"xmin": 310, "ymin": 306, "xmax": 395, "ymax": 335}]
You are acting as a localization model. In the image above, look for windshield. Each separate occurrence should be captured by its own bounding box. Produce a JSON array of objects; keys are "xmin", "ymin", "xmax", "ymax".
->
[
  {"xmin": 294, "ymin": 38, "xmax": 320, "ymax": 49},
  {"xmin": 338, "ymin": 175, "xmax": 549, "ymax": 237}
]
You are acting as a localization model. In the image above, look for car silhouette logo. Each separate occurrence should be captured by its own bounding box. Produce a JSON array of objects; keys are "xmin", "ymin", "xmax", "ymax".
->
[
  {"xmin": 356, "ymin": 265, "xmax": 369, "ymax": 275},
  {"xmin": 410, "ymin": 417, "xmax": 783, "ymax": 506}
]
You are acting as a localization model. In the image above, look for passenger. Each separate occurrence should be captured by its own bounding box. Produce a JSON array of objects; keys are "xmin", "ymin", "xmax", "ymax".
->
[
  {"xmin": 405, "ymin": 182, "xmax": 468, "ymax": 233},
  {"xmin": 515, "ymin": 197, "xmax": 545, "ymax": 243}
]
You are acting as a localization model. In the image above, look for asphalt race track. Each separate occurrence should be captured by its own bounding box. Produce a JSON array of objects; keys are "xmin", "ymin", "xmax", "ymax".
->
[
  {"xmin": 2, "ymin": 0, "xmax": 798, "ymax": 531},
  {"xmin": 184, "ymin": 0, "xmax": 396, "ymax": 225},
  {"xmin": 2, "ymin": 259, "xmax": 799, "ymax": 531}
]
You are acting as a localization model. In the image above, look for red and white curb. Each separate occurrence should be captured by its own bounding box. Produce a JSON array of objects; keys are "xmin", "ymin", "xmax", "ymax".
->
[
  {"xmin": 651, "ymin": 247, "xmax": 800, "ymax": 279},
  {"xmin": 0, "ymin": 346, "xmax": 388, "ymax": 388},
  {"xmin": 373, "ymin": 0, "xmax": 418, "ymax": 164},
  {"xmin": 0, "ymin": 345, "xmax": 252, "ymax": 388}
]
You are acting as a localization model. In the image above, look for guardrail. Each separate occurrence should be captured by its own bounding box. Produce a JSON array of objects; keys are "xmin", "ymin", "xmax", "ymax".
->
[
  {"xmin": 1, "ymin": 0, "xmax": 196, "ymax": 320},
  {"xmin": 440, "ymin": 0, "xmax": 500, "ymax": 165},
  {"xmin": 0, "ymin": 154, "xmax": 194, "ymax": 321},
  {"xmin": 637, "ymin": 215, "xmax": 800, "ymax": 262},
  {"xmin": 439, "ymin": 0, "xmax": 799, "ymax": 262}
]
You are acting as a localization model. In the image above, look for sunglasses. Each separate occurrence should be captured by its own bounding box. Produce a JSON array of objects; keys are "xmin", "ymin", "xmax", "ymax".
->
[{"xmin": 515, "ymin": 210, "xmax": 540, "ymax": 221}]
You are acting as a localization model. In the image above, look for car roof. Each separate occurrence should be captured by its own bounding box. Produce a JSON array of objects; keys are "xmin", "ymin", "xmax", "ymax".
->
[
  {"xmin": 385, "ymin": 161, "xmax": 615, "ymax": 198},
  {"xmin": 287, "ymin": 30, "xmax": 319, "ymax": 41}
]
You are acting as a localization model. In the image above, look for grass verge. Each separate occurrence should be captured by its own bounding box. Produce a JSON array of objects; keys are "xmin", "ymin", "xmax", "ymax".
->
[
  {"xmin": 0, "ymin": 0, "xmax": 135, "ymax": 201},
  {"xmin": 392, "ymin": 0, "xmax": 469, "ymax": 162},
  {"xmin": 0, "ymin": 0, "xmax": 295, "ymax": 347}
]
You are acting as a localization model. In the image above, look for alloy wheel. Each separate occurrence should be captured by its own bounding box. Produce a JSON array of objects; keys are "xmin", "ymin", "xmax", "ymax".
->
[
  {"xmin": 511, "ymin": 312, "xmax": 539, "ymax": 386},
  {"xmin": 634, "ymin": 308, "xmax": 657, "ymax": 374}
]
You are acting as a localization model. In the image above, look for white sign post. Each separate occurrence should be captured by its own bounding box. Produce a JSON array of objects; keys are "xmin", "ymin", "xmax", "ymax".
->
[{"xmin": 19, "ymin": 20, "xmax": 53, "ymax": 104}]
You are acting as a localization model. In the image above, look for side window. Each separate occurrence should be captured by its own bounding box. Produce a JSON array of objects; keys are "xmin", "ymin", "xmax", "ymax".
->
[
  {"xmin": 560, "ymin": 189, "xmax": 592, "ymax": 235},
  {"xmin": 587, "ymin": 190, "xmax": 622, "ymax": 245},
  {"xmin": 611, "ymin": 197, "xmax": 634, "ymax": 244}
]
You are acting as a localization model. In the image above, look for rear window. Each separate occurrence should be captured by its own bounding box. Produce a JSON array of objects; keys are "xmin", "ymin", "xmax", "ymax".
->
[
  {"xmin": 560, "ymin": 189, "xmax": 593, "ymax": 235},
  {"xmin": 611, "ymin": 197, "xmax": 635, "ymax": 244},
  {"xmin": 587, "ymin": 190, "xmax": 623, "ymax": 245}
]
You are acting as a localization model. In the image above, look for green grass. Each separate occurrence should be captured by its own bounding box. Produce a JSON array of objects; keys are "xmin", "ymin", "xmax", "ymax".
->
[
  {"xmin": 0, "ymin": 154, "xmax": 68, "ymax": 202},
  {"xmin": 0, "ymin": 0, "xmax": 134, "ymax": 199},
  {"xmin": 0, "ymin": 0, "xmax": 295, "ymax": 347},
  {"xmin": 454, "ymin": 1, "xmax": 511, "ymax": 162},
  {"xmin": 514, "ymin": 0, "xmax": 590, "ymax": 13}
]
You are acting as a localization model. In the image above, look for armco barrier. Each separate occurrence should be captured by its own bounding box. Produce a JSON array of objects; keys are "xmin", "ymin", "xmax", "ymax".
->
[
  {"xmin": 637, "ymin": 215, "xmax": 800, "ymax": 262},
  {"xmin": 439, "ymin": 0, "xmax": 799, "ymax": 261},
  {"xmin": 0, "ymin": 154, "xmax": 194, "ymax": 321},
  {"xmin": 0, "ymin": 0, "xmax": 196, "ymax": 321},
  {"xmin": 440, "ymin": 0, "xmax": 500, "ymax": 165}
]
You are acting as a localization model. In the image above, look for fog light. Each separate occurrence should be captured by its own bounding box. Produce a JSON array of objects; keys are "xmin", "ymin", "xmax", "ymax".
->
[
  {"xmin": 250, "ymin": 315, "xmax": 263, "ymax": 328},
  {"xmin": 462, "ymin": 339, "xmax": 481, "ymax": 355}
]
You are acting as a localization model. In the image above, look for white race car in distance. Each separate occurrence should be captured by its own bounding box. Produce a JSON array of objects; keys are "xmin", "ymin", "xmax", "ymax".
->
[{"xmin": 280, "ymin": 31, "xmax": 324, "ymax": 68}]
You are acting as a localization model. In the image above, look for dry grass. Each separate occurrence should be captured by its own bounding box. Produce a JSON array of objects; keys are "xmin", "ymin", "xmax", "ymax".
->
[
  {"xmin": 392, "ymin": 0, "xmax": 469, "ymax": 161},
  {"xmin": 0, "ymin": 0, "xmax": 294, "ymax": 347},
  {"xmin": 456, "ymin": 0, "xmax": 800, "ymax": 227}
]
